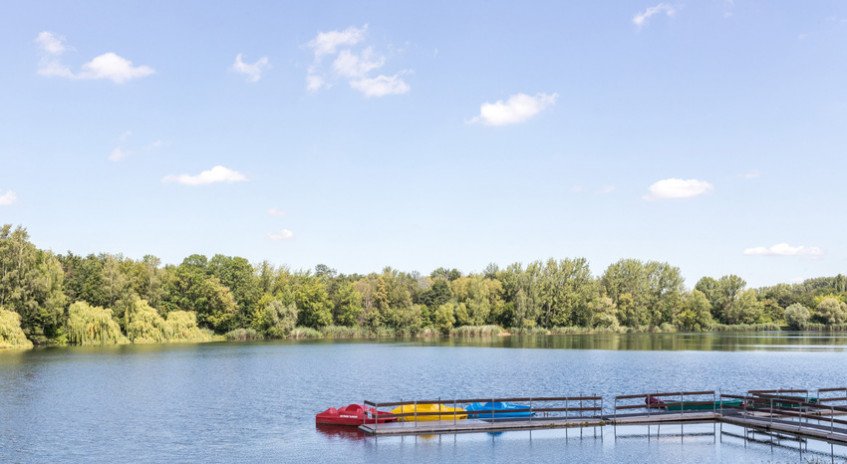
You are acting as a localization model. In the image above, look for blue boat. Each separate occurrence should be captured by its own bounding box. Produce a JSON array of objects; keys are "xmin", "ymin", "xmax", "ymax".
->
[{"xmin": 466, "ymin": 402, "xmax": 534, "ymax": 419}]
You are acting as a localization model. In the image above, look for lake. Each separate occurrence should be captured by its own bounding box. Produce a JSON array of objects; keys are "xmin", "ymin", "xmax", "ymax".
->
[{"xmin": 1, "ymin": 332, "xmax": 846, "ymax": 463}]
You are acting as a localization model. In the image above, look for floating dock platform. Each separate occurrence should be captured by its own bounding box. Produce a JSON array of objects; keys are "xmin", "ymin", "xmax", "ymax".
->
[{"xmin": 356, "ymin": 387, "xmax": 847, "ymax": 454}]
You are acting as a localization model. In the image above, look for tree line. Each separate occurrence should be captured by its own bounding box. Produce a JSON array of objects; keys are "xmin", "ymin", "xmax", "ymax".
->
[{"xmin": 1, "ymin": 224, "xmax": 846, "ymax": 347}]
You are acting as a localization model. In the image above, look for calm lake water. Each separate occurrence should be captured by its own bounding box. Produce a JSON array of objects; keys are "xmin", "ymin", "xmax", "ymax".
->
[{"xmin": 2, "ymin": 332, "xmax": 846, "ymax": 463}]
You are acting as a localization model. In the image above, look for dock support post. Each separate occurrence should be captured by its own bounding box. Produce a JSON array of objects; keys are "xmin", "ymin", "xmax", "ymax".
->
[
  {"xmin": 529, "ymin": 397, "xmax": 533, "ymax": 425},
  {"xmin": 579, "ymin": 395, "xmax": 583, "ymax": 440},
  {"xmin": 613, "ymin": 397, "xmax": 617, "ymax": 440},
  {"xmin": 454, "ymin": 398, "xmax": 457, "ymax": 426}
]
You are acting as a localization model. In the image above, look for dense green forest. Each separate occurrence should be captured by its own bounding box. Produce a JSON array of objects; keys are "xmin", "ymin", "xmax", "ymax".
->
[{"xmin": 1, "ymin": 224, "xmax": 846, "ymax": 348}]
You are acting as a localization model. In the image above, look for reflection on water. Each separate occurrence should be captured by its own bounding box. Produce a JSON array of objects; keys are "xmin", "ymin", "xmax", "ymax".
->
[
  {"xmin": 315, "ymin": 424, "xmax": 367, "ymax": 441},
  {"xmin": 423, "ymin": 331, "xmax": 847, "ymax": 351}
]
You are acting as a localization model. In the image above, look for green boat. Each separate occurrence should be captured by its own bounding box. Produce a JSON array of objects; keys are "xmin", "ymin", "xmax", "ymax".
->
[
  {"xmin": 647, "ymin": 397, "xmax": 744, "ymax": 411},
  {"xmin": 663, "ymin": 400, "xmax": 744, "ymax": 411}
]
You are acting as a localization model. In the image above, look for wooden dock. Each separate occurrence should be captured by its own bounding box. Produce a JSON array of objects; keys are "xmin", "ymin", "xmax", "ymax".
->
[
  {"xmin": 360, "ymin": 416, "xmax": 605, "ymax": 436},
  {"xmin": 354, "ymin": 387, "xmax": 847, "ymax": 457}
]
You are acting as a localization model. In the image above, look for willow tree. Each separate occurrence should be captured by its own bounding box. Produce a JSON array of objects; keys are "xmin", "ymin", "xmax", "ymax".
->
[
  {"xmin": 0, "ymin": 225, "xmax": 66, "ymax": 343},
  {"xmin": 66, "ymin": 301, "xmax": 128, "ymax": 345},
  {"xmin": 0, "ymin": 307, "xmax": 33, "ymax": 349}
]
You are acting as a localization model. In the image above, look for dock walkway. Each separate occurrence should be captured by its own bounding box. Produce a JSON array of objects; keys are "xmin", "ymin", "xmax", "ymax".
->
[{"xmin": 356, "ymin": 387, "xmax": 847, "ymax": 452}]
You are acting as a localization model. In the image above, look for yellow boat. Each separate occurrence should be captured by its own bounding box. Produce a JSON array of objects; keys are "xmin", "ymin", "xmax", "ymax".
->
[{"xmin": 390, "ymin": 403, "xmax": 467, "ymax": 421}]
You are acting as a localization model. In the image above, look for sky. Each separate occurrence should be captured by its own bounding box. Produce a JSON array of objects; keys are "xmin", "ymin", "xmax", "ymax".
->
[{"xmin": 1, "ymin": 1, "xmax": 846, "ymax": 287}]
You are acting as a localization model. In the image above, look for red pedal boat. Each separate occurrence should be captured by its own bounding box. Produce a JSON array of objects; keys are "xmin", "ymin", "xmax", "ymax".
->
[{"xmin": 315, "ymin": 404, "xmax": 397, "ymax": 426}]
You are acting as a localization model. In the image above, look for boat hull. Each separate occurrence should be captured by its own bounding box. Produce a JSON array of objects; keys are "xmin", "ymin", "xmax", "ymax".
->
[
  {"xmin": 466, "ymin": 402, "xmax": 534, "ymax": 418},
  {"xmin": 315, "ymin": 404, "xmax": 396, "ymax": 426},
  {"xmin": 390, "ymin": 404, "xmax": 467, "ymax": 421}
]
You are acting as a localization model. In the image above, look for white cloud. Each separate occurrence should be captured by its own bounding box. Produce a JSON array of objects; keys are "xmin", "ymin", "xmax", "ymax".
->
[
  {"xmin": 36, "ymin": 31, "xmax": 66, "ymax": 55},
  {"xmin": 268, "ymin": 229, "xmax": 294, "ymax": 241},
  {"xmin": 0, "ymin": 190, "xmax": 17, "ymax": 206},
  {"xmin": 741, "ymin": 170, "xmax": 761, "ymax": 179},
  {"xmin": 743, "ymin": 243, "xmax": 824, "ymax": 257},
  {"xmin": 308, "ymin": 25, "xmax": 367, "ymax": 58},
  {"xmin": 633, "ymin": 3, "xmax": 676, "ymax": 28},
  {"xmin": 232, "ymin": 53, "xmax": 270, "ymax": 83},
  {"xmin": 77, "ymin": 52, "xmax": 154, "ymax": 83},
  {"xmin": 34, "ymin": 32, "xmax": 154, "ymax": 83},
  {"xmin": 163, "ymin": 165, "xmax": 247, "ymax": 186},
  {"xmin": 267, "ymin": 208, "xmax": 286, "ymax": 217},
  {"xmin": 333, "ymin": 48, "xmax": 384, "ymax": 78},
  {"xmin": 350, "ymin": 73, "xmax": 410, "ymax": 97},
  {"xmin": 305, "ymin": 25, "xmax": 409, "ymax": 97},
  {"xmin": 644, "ymin": 178, "xmax": 713, "ymax": 200},
  {"xmin": 470, "ymin": 92, "xmax": 558, "ymax": 126}
]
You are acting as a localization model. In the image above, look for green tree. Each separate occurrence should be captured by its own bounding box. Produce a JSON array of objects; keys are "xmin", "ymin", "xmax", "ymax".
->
[
  {"xmin": 784, "ymin": 303, "xmax": 811, "ymax": 330},
  {"xmin": 601, "ymin": 259, "xmax": 683, "ymax": 327},
  {"xmin": 161, "ymin": 263, "xmax": 238, "ymax": 332},
  {"xmin": 125, "ymin": 297, "xmax": 170, "ymax": 344},
  {"xmin": 0, "ymin": 225, "xmax": 66, "ymax": 343},
  {"xmin": 417, "ymin": 278, "xmax": 453, "ymax": 309},
  {"xmin": 672, "ymin": 290, "xmax": 714, "ymax": 332},
  {"xmin": 332, "ymin": 281, "xmax": 363, "ymax": 326},
  {"xmin": 0, "ymin": 307, "xmax": 33, "ymax": 349},
  {"xmin": 450, "ymin": 276, "xmax": 505, "ymax": 326},
  {"xmin": 723, "ymin": 289, "xmax": 764, "ymax": 324},
  {"xmin": 208, "ymin": 255, "xmax": 261, "ymax": 326},
  {"xmin": 588, "ymin": 296, "xmax": 620, "ymax": 329},
  {"xmin": 434, "ymin": 302, "xmax": 456, "ymax": 334},
  {"xmin": 814, "ymin": 296, "xmax": 847, "ymax": 325},
  {"xmin": 66, "ymin": 301, "xmax": 128, "ymax": 345},
  {"xmin": 293, "ymin": 276, "xmax": 332, "ymax": 328},
  {"xmin": 252, "ymin": 295, "xmax": 298, "ymax": 338}
]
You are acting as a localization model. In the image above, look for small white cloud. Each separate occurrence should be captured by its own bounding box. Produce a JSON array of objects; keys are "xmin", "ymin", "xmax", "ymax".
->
[
  {"xmin": 350, "ymin": 73, "xmax": 410, "ymax": 97},
  {"xmin": 267, "ymin": 208, "xmax": 286, "ymax": 217},
  {"xmin": 268, "ymin": 229, "xmax": 294, "ymax": 241},
  {"xmin": 644, "ymin": 178, "xmax": 713, "ymax": 200},
  {"xmin": 743, "ymin": 243, "xmax": 823, "ymax": 257},
  {"xmin": 35, "ymin": 31, "xmax": 66, "ymax": 55},
  {"xmin": 470, "ymin": 92, "xmax": 558, "ymax": 126},
  {"xmin": 34, "ymin": 32, "xmax": 154, "ymax": 84},
  {"xmin": 232, "ymin": 53, "xmax": 270, "ymax": 83},
  {"xmin": 741, "ymin": 170, "xmax": 761, "ymax": 179},
  {"xmin": 163, "ymin": 165, "xmax": 247, "ymax": 186},
  {"xmin": 77, "ymin": 52, "xmax": 155, "ymax": 83},
  {"xmin": 108, "ymin": 147, "xmax": 129, "ymax": 162},
  {"xmin": 0, "ymin": 190, "xmax": 17, "ymax": 206},
  {"xmin": 333, "ymin": 48, "xmax": 384, "ymax": 78},
  {"xmin": 308, "ymin": 25, "xmax": 367, "ymax": 58},
  {"xmin": 633, "ymin": 3, "xmax": 676, "ymax": 28}
]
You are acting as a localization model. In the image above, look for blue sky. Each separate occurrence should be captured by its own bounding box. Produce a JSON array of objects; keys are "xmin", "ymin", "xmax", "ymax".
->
[{"xmin": 1, "ymin": 1, "xmax": 846, "ymax": 287}]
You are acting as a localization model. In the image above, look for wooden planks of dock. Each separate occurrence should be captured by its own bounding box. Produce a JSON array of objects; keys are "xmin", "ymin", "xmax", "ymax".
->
[{"xmin": 359, "ymin": 417, "xmax": 605, "ymax": 436}]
